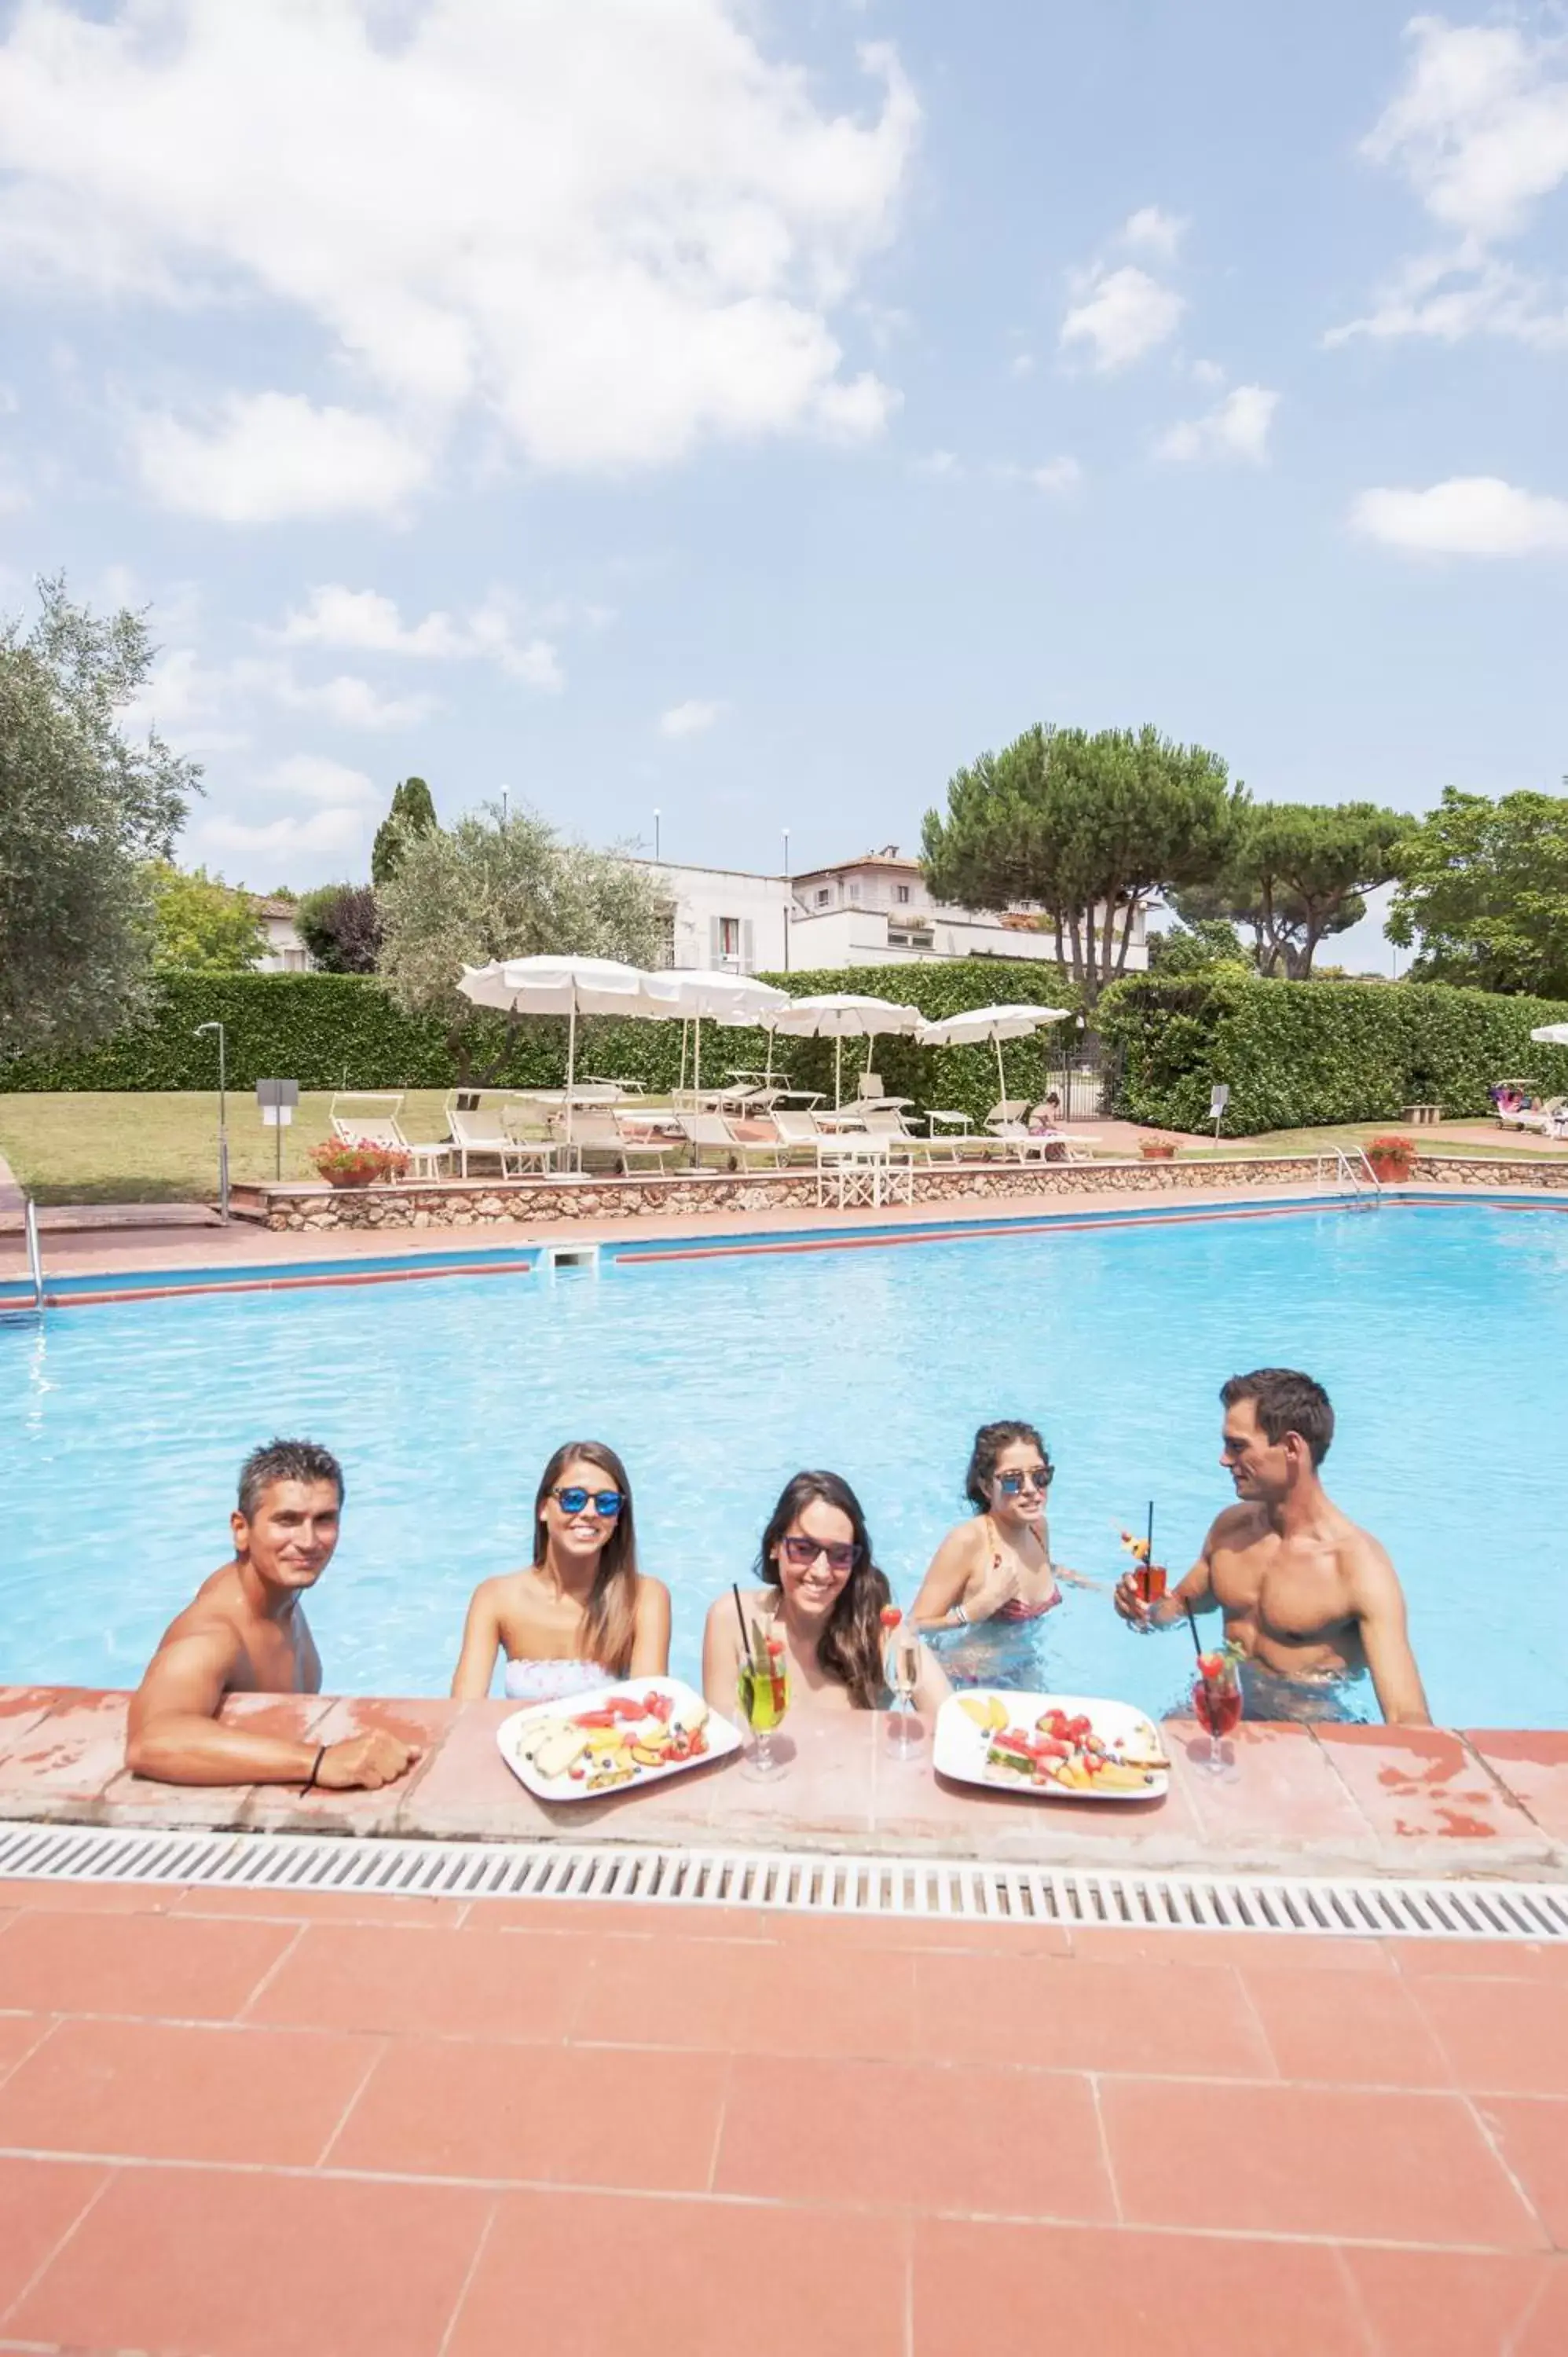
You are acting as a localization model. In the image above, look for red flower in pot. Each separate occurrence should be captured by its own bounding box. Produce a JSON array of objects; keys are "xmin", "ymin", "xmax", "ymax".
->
[
  {"xmin": 309, "ymin": 1140, "xmax": 410, "ymax": 1190},
  {"xmin": 1365, "ymin": 1134, "xmax": 1416, "ymax": 1183}
]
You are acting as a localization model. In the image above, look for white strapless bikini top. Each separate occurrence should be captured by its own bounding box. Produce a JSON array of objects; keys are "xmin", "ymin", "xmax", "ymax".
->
[{"xmin": 504, "ymin": 1657, "xmax": 613, "ymax": 1704}]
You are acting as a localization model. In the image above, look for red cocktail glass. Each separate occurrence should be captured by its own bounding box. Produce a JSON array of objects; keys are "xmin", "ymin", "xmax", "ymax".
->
[{"xmin": 1192, "ymin": 1653, "xmax": 1241, "ymax": 1773}]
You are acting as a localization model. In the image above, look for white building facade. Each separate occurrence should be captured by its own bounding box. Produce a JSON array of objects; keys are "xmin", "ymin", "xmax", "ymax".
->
[{"xmin": 631, "ymin": 848, "xmax": 1146, "ymax": 978}]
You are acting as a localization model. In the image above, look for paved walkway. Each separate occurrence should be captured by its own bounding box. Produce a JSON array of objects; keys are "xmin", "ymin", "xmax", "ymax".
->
[{"xmin": 0, "ymin": 1871, "xmax": 1563, "ymax": 2355}]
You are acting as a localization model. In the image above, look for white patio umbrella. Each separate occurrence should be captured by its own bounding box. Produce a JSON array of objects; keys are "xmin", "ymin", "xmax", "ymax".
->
[
  {"xmin": 457, "ymin": 954, "xmax": 676, "ymax": 1151},
  {"xmin": 768, "ymin": 992, "xmax": 923, "ymax": 1106},
  {"xmin": 914, "ymin": 1002, "xmax": 1072, "ymax": 1109},
  {"xmin": 651, "ymin": 970, "xmax": 790, "ymax": 1093},
  {"xmin": 1530, "ymin": 1025, "xmax": 1568, "ymax": 1047}
]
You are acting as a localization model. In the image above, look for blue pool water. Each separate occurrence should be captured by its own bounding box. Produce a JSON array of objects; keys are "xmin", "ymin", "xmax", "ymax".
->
[{"xmin": 2, "ymin": 1204, "xmax": 1566, "ymax": 1727}]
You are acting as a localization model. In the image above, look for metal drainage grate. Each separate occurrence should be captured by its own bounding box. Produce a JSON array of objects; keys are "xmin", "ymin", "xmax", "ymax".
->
[{"xmin": 0, "ymin": 1822, "xmax": 1565, "ymax": 1940}]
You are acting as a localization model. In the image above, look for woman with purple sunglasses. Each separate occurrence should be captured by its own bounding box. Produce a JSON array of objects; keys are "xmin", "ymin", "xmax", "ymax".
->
[
  {"xmin": 907, "ymin": 1419, "xmax": 1097, "ymax": 1688},
  {"xmin": 450, "ymin": 1439, "xmax": 670, "ymax": 1702},
  {"xmin": 702, "ymin": 1470, "xmax": 950, "ymax": 1720}
]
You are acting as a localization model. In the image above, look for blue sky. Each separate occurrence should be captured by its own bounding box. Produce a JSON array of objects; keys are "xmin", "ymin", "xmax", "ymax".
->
[{"xmin": 2, "ymin": 2, "xmax": 1566, "ymax": 970}]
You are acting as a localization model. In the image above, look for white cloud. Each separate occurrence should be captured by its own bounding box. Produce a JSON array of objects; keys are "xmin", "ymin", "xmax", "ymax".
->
[
  {"xmin": 659, "ymin": 698, "xmax": 723, "ymax": 739},
  {"xmin": 1025, "ymin": 456, "xmax": 1082, "ymax": 493},
  {"xmin": 1189, "ymin": 357, "xmax": 1226, "ymax": 387},
  {"xmin": 1333, "ymin": 17, "xmax": 1568, "ymax": 349},
  {"xmin": 276, "ymin": 583, "xmax": 565, "ymax": 690},
  {"xmin": 1061, "ymin": 265, "xmax": 1185, "ymax": 372},
  {"xmin": 199, "ymin": 805, "xmax": 368, "ymax": 863},
  {"xmin": 266, "ymin": 753, "xmax": 381, "ymax": 806},
  {"xmin": 0, "ymin": 3, "xmax": 918, "ymax": 486},
  {"xmin": 132, "ymin": 393, "xmax": 430, "ymax": 522},
  {"xmin": 1007, "ymin": 351, "xmax": 1036, "ymax": 379},
  {"xmin": 1350, "ymin": 475, "xmax": 1568, "ymax": 556},
  {"xmin": 1327, "ymin": 248, "xmax": 1568, "ymax": 349},
  {"xmin": 1122, "ymin": 204, "xmax": 1187, "ymax": 258},
  {"xmin": 1361, "ymin": 15, "xmax": 1568, "ymax": 242},
  {"xmin": 1156, "ymin": 383, "xmax": 1278, "ymax": 465},
  {"xmin": 911, "ymin": 448, "xmax": 965, "ymax": 480},
  {"xmin": 277, "ymin": 586, "xmax": 463, "ymax": 658},
  {"xmin": 270, "ymin": 673, "xmax": 436, "ymax": 731}
]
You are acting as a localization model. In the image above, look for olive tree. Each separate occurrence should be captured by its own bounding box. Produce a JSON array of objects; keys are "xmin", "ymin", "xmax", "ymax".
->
[
  {"xmin": 377, "ymin": 801, "xmax": 672, "ymax": 1078},
  {"xmin": 1, "ymin": 577, "xmax": 197, "ymax": 1061}
]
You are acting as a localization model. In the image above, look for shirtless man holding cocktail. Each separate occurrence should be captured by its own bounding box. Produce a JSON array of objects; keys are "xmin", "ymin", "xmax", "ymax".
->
[{"xmin": 1114, "ymin": 1367, "xmax": 1431, "ymax": 1726}]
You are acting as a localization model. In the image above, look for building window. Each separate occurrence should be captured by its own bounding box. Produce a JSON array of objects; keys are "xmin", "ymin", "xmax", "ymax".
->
[
  {"xmin": 848, "ymin": 880, "xmax": 860, "ymax": 901},
  {"xmin": 816, "ymin": 887, "xmax": 830, "ymax": 907},
  {"xmin": 719, "ymin": 915, "xmax": 741, "ymax": 962},
  {"xmin": 896, "ymin": 884, "xmax": 910, "ymax": 904}
]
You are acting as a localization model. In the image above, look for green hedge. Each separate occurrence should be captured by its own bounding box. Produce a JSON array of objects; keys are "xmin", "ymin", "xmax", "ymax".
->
[
  {"xmin": 0, "ymin": 962, "xmax": 1081, "ymax": 1130},
  {"xmin": 1099, "ymin": 973, "xmax": 1568, "ymax": 1133}
]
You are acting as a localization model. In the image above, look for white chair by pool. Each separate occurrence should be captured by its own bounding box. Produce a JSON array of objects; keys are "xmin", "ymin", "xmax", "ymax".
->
[
  {"xmin": 328, "ymin": 1093, "xmax": 450, "ymax": 1181},
  {"xmin": 676, "ymin": 1111, "xmax": 786, "ymax": 1172}
]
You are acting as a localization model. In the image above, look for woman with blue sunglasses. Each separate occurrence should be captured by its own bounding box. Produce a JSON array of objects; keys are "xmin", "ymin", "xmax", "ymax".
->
[
  {"xmin": 907, "ymin": 1419, "xmax": 1095, "ymax": 1686},
  {"xmin": 450, "ymin": 1439, "xmax": 670, "ymax": 1702}
]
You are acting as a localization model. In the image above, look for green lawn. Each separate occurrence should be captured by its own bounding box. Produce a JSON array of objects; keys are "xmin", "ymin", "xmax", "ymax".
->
[
  {"xmin": 0, "ymin": 1090, "xmax": 460, "ymax": 1204},
  {"xmin": 0, "ymin": 1091, "xmax": 1548, "ymax": 1206}
]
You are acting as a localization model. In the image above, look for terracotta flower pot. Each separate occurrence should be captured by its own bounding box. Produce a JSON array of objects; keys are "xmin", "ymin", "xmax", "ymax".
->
[
  {"xmin": 324, "ymin": 1165, "xmax": 376, "ymax": 1189},
  {"xmin": 1139, "ymin": 1139, "xmax": 1178, "ymax": 1160}
]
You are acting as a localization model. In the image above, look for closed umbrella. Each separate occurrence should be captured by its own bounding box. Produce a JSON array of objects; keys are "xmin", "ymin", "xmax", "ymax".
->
[
  {"xmin": 914, "ymin": 1002, "xmax": 1072, "ymax": 1109},
  {"xmin": 651, "ymin": 969, "xmax": 790, "ymax": 1094},
  {"xmin": 1530, "ymin": 1025, "xmax": 1568, "ymax": 1046},
  {"xmin": 769, "ymin": 992, "xmax": 923, "ymax": 1106},
  {"xmin": 458, "ymin": 955, "xmax": 675, "ymax": 1152}
]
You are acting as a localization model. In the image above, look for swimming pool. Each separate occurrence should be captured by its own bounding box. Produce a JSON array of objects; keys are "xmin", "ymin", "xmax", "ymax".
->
[{"xmin": 2, "ymin": 1202, "xmax": 1566, "ymax": 1727}]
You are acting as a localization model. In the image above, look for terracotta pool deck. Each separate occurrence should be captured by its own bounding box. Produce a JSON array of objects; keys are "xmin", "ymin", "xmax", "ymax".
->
[{"xmin": 1, "ymin": 1859, "xmax": 1566, "ymax": 2355}]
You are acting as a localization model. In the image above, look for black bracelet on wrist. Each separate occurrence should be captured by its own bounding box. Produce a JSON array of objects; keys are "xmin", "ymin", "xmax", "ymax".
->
[{"xmin": 304, "ymin": 1744, "xmax": 327, "ymax": 1791}]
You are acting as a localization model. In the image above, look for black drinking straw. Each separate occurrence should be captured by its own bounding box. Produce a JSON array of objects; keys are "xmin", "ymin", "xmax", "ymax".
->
[
  {"xmin": 1184, "ymin": 1601, "xmax": 1206, "ymax": 1662},
  {"xmin": 1145, "ymin": 1499, "xmax": 1154, "ymax": 1567},
  {"xmin": 731, "ymin": 1582, "xmax": 750, "ymax": 1654}
]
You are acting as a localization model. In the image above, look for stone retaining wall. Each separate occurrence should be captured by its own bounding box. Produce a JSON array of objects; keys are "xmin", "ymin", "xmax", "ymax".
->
[{"xmin": 237, "ymin": 1153, "xmax": 1394, "ymax": 1231}]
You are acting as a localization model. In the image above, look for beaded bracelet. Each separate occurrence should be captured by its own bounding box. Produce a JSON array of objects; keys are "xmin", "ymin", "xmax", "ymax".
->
[{"xmin": 303, "ymin": 1744, "xmax": 327, "ymax": 1791}]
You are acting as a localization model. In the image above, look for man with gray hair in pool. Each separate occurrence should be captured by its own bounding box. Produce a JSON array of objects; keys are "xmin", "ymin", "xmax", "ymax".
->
[
  {"xmin": 1114, "ymin": 1368, "xmax": 1431, "ymax": 1726},
  {"xmin": 126, "ymin": 1438, "xmax": 421, "ymax": 1789}
]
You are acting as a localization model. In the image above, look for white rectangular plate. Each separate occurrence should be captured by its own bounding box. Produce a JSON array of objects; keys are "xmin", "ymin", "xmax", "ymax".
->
[
  {"xmin": 934, "ymin": 1688, "xmax": 1171, "ymax": 1804},
  {"xmin": 496, "ymin": 1676, "xmax": 742, "ymax": 1804}
]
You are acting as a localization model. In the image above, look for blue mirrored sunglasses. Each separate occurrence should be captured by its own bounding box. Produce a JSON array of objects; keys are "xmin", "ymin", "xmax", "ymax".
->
[{"xmin": 551, "ymin": 1485, "xmax": 624, "ymax": 1517}]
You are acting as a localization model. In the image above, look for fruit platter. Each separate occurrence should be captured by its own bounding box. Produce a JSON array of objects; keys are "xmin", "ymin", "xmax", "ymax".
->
[
  {"xmin": 496, "ymin": 1677, "xmax": 741, "ymax": 1803},
  {"xmin": 933, "ymin": 1688, "xmax": 1171, "ymax": 1803}
]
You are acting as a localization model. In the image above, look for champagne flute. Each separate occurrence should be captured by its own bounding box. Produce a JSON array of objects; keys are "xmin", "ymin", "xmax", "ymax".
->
[
  {"xmin": 881, "ymin": 1606, "xmax": 924, "ymax": 1759},
  {"xmin": 738, "ymin": 1627, "xmax": 791, "ymax": 1780}
]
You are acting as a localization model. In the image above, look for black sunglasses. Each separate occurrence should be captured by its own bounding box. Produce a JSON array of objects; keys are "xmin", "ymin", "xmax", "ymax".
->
[
  {"xmin": 550, "ymin": 1485, "xmax": 624, "ymax": 1517},
  {"xmin": 779, "ymin": 1533, "xmax": 861, "ymax": 1574}
]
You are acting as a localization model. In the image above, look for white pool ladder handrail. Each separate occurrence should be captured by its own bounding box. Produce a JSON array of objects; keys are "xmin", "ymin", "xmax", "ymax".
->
[
  {"xmin": 22, "ymin": 1193, "xmax": 44, "ymax": 1308},
  {"xmin": 1313, "ymin": 1146, "xmax": 1380, "ymax": 1204}
]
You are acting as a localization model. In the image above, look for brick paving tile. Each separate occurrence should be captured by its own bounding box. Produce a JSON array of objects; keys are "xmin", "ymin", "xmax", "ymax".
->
[
  {"xmin": 1100, "ymin": 2078, "xmax": 1547, "ymax": 2247},
  {"xmin": 0, "ymin": 2155, "xmax": 105, "ymax": 2321},
  {"xmin": 0, "ymin": 1877, "xmax": 181, "ymax": 1915},
  {"xmin": 1462, "ymin": 1729, "xmax": 1568, "ymax": 1846},
  {"xmin": 1240, "ymin": 1964, "xmax": 1455, "ymax": 2088},
  {"xmin": 1066, "ymin": 1926, "xmax": 1392, "ymax": 1971},
  {"xmin": 1342, "ymin": 2248, "xmax": 1559, "ymax": 2356},
  {"xmin": 170, "ymin": 1884, "xmax": 471, "ymax": 1927},
  {"xmin": 0, "ymin": 2011, "xmax": 51, "ymax": 2088},
  {"xmin": 1479, "ymin": 2100, "xmax": 1568, "ymax": 2247},
  {"xmin": 571, "ymin": 1929, "xmax": 757, "ymax": 2051},
  {"xmin": 911, "ymin": 1951, "xmax": 1277, "ymax": 2079},
  {"xmin": 1409, "ymin": 1977, "xmax": 1568, "ymax": 2096},
  {"xmin": 914, "ymin": 2218, "xmax": 1372, "ymax": 2355},
  {"xmin": 247, "ymin": 1918, "xmax": 589, "ymax": 2042},
  {"xmin": 6, "ymin": 2165, "xmax": 490, "ymax": 2357},
  {"xmin": 1386, "ymin": 1937, "xmax": 1568, "ymax": 1983},
  {"xmin": 0, "ymin": 1907, "xmax": 296, "ymax": 2022},
  {"xmin": 1314, "ymin": 1725, "xmax": 1548, "ymax": 1857},
  {"xmin": 445, "ymin": 2190, "xmax": 910, "ymax": 2357},
  {"xmin": 713, "ymin": 2052, "xmax": 1114, "ymax": 2220},
  {"xmin": 728, "ymin": 1941, "xmax": 920, "ymax": 2062},
  {"xmin": 0, "ymin": 2016, "xmax": 379, "ymax": 2168},
  {"xmin": 332, "ymin": 2036, "xmax": 729, "ymax": 2190}
]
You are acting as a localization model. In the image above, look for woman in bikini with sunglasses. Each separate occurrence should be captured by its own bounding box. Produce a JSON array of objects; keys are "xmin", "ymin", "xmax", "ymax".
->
[
  {"xmin": 450, "ymin": 1439, "xmax": 671, "ymax": 1701},
  {"xmin": 702, "ymin": 1469, "xmax": 950, "ymax": 1719},
  {"xmin": 907, "ymin": 1420, "xmax": 1095, "ymax": 1686}
]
